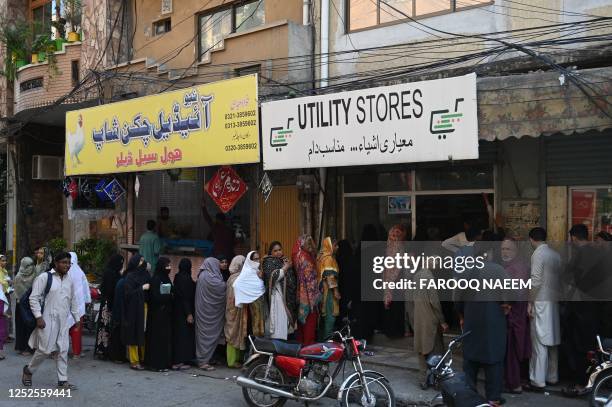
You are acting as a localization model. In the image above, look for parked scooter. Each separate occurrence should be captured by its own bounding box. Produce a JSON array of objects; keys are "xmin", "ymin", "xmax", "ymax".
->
[
  {"xmin": 423, "ymin": 331, "xmax": 490, "ymax": 407},
  {"xmin": 236, "ymin": 320, "xmax": 395, "ymax": 406},
  {"xmin": 586, "ymin": 335, "xmax": 612, "ymax": 406}
]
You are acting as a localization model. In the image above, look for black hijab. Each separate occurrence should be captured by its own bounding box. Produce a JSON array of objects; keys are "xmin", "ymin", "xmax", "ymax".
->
[
  {"xmin": 178, "ymin": 258, "xmax": 192, "ymax": 276},
  {"xmin": 101, "ymin": 253, "xmax": 124, "ymax": 308}
]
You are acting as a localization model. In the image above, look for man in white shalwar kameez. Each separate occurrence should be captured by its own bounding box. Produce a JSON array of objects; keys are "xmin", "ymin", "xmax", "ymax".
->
[
  {"xmin": 22, "ymin": 252, "xmax": 80, "ymax": 389},
  {"xmin": 528, "ymin": 228, "xmax": 561, "ymax": 391}
]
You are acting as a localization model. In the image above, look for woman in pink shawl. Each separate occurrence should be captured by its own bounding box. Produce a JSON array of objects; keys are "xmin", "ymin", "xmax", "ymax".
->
[
  {"xmin": 501, "ymin": 238, "xmax": 531, "ymax": 393},
  {"xmin": 292, "ymin": 235, "xmax": 320, "ymax": 345}
]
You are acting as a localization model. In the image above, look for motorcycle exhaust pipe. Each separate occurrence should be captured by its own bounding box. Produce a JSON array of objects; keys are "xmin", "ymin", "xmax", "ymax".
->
[{"xmin": 236, "ymin": 376, "xmax": 296, "ymax": 400}]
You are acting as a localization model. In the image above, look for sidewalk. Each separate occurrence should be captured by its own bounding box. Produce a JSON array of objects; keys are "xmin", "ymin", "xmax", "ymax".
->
[{"xmin": 359, "ymin": 333, "xmax": 581, "ymax": 406}]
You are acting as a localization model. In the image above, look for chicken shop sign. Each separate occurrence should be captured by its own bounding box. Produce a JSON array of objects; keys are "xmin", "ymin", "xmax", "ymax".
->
[
  {"xmin": 261, "ymin": 73, "xmax": 478, "ymax": 170},
  {"xmin": 64, "ymin": 75, "xmax": 260, "ymax": 176}
]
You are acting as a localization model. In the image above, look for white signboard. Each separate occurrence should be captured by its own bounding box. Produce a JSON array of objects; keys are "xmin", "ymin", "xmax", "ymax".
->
[{"xmin": 262, "ymin": 73, "xmax": 478, "ymax": 170}]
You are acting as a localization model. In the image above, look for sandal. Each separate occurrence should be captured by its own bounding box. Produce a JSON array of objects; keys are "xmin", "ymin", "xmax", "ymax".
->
[
  {"xmin": 179, "ymin": 365, "xmax": 191, "ymax": 370},
  {"xmin": 22, "ymin": 365, "xmax": 32, "ymax": 387},
  {"xmin": 171, "ymin": 364, "xmax": 182, "ymax": 371},
  {"xmin": 524, "ymin": 383, "xmax": 545, "ymax": 393},
  {"xmin": 198, "ymin": 364, "xmax": 215, "ymax": 371},
  {"xmin": 57, "ymin": 381, "xmax": 77, "ymax": 390},
  {"xmin": 130, "ymin": 364, "xmax": 145, "ymax": 371},
  {"xmin": 562, "ymin": 386, "xmax": 590, "ymax": 397}
]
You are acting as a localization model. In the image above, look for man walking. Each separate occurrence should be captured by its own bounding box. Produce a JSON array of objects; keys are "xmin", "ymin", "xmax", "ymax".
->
[
  {"xmin": 21, "ymin": 252, "xmax": 80, "ymax": 389},
  {"xmin": 527, "ymin": 227, "xmax": 561, "ymax": 392}
]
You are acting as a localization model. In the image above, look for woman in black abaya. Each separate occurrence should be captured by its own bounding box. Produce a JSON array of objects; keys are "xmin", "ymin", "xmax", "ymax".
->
[{"xmin": 145, "ymin": 257, "xmax": 174, "ymax": 371}]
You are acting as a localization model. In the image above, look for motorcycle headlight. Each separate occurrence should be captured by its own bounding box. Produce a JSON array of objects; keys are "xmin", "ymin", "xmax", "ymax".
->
[{"xmin": 356, "ymin": 340, "xmax": 367, "ymax": 352}]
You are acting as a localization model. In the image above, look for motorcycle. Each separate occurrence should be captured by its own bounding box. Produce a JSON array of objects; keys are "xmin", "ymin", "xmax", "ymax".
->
[
  {"xmin": 586, "ymin": 335, "xmax": 612, "ymax": 407},
  {"xmin": 236, "ymin": 321, "xmax": 395, "ymax": 407},
  {"xmin": 423, "ymin": 331, "xmax": 490, "ymax": 407}
]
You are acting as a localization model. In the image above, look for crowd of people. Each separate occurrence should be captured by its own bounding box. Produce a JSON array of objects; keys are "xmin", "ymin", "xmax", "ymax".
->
[{"xmin": 0, "ymin": 215, "xmax": 610, "ymax": 403}]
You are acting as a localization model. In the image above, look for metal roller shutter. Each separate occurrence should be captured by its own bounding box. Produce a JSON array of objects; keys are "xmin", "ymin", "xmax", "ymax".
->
[{"xmin": 545, "ymin": 131, "xmax": 612, "ymax": 186}]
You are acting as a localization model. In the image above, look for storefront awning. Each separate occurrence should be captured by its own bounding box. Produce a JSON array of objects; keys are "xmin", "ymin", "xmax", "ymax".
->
[{"xmin": 478, "ymin": 67, "xmax": 612, "ymax": 141}]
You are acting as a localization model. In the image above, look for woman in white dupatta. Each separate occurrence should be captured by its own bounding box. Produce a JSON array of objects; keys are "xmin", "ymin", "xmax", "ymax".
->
[
  {"xmin": 233, "ymin": 251, "xmax": 266, "ymax": 336},
  {"xmin": 67, "ymin": 253, "xmax": 90, "ymax": 358}
]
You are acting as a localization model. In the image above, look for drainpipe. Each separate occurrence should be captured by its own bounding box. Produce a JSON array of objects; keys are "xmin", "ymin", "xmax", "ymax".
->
[
  {"xmin": 317, "ymin": 0, "xmax": 329, "ymax": 243},
  {"xmin": 303, "ymin": 0, "xmax": 311, "ymax": 25}
]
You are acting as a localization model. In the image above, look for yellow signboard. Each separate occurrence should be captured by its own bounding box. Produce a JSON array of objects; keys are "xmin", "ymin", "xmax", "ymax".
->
[{"xmin": 65, "ymin": 75, "xmax": 259, "ymax": 176}]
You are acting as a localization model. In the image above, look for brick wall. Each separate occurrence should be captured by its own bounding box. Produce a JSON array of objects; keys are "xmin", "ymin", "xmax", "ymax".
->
[{"xmin": 14, "ymin": 42, "xmax": 83, "ymax": 114}]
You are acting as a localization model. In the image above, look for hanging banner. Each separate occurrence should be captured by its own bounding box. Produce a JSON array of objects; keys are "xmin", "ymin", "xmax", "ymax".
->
[
  {"xmin": 205, "ymin": 166, "xmax": 247, "ymax": 213},
  {"xmin": 65, "ymin": 75, "xmax": 259, "ymax": 176},
  {"xmin": 261, "ymin": 73, "xmax": 478, "ymax": 170}
]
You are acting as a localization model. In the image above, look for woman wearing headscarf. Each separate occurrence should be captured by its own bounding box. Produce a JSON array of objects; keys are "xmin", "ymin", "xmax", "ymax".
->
[
  {"xmin": 382, "ymin": 224, "xmax": 408, "ymax": 338},
  {"xmin": 263, "ymin": 242, "xmax": 297, "ymax": 340},
  {"xmin": 195, "ymin": 257, "xmax": 226, "ymax": 371},
  {"xmin": 34, "ymin": 247, "xmax": 51, "ymax": 277},
  {"xmin": 336, "ymin": 240, "xmax": 357, "ymax": 323},
  {"xmin": 233, "ymin": 251, "xmax": 266, "ymax": 337},
  {"xmin": 94, "ymin": 253, "xmax": 124, "ymax": 360},
  {"xmin": 122, "ymin": 254, "xmax": 151, "ymax": 370},
  {"xmin": 0, "ymin": 263, "xmax": 8, "ymax": 359},
  {"xmin": 217, "ymin": 255, "xmax": 230, "ymax": 282},
  {"xmin": 145, "ymin": 257, "xmax": 174, "ymax": 372},
  {"xmin": 172, "ymin": 258, "xmax": 196, "ymax": 370},
  {"xmin": 14, "ymin": 257, "xmax": 37, "ymax": 355},
  {"xmin": 292, "ymin": 235, "xmax": 320, "ymax": 345},
  {"xmin": 225, "ymin": 255, "xmax": 246, "ymax": 368},
  {"xmin": 317, "ymin": 237, "xmax": 340, "ymax": 340},
  {"xmin": 67, "ymin": 252, "xmax": 91, "ymax": 359}
]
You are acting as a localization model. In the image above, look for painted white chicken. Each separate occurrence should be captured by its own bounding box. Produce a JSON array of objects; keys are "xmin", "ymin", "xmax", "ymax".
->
[{"xmin": 68, "ymin": 114, "xmax": 85, "ymax": 167}]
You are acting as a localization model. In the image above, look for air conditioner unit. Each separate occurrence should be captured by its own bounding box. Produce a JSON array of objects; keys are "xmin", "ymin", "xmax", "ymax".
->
[{"xmin": 32, "ymin": 155, "xmax": 64, "ymax": 180}]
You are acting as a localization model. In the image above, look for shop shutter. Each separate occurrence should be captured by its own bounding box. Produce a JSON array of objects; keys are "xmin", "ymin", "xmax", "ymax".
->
[
  {"xmin": 545, "ymin": 131, "xmax": 612, "ymax": 186},
  {"xmin": 258, "ymin": 186, "xmax": 300, "ymax": 255}
]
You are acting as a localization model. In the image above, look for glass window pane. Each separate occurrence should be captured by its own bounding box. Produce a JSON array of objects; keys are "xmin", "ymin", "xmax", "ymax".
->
[
  {"xmin": 380, "ymin": 0, "xmax": 413, "ymax": 24},
  {"xmin": 235, "ymin": 0, "xmax": 265, "ymax": 33},
  {"xmin": 199, "ymin": 9, "xmax": 232, "ymax": 61},
  {"xmin": 349, "ymin": 0, "xmax": 377, "ymax": 30},
  {"xmin": 571, "ymin": 188, "xmax": 612, "ymax": 240},
  {"xmin": 415, "ymin": 0, "xmax": 451, "ymax": 17},
  {"xmin": 415, "ymin": 165, "xmax": 493, "ymax": 190},
  {"xmin": 344, "ymin": 171, "xmax": 412, "ymax": 193},
  {"xmin": 456, "ymin": 0, "xmax": 491, "ymax": 9},
  {"xmin": 345, "ymin": 196, "xmax": 411, "ymax": 246}
]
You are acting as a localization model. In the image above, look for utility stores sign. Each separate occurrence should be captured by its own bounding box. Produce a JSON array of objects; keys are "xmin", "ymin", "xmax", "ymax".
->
[{"xmin": 261, "ymin": 73, "xmax": 478, "ymax": 170}]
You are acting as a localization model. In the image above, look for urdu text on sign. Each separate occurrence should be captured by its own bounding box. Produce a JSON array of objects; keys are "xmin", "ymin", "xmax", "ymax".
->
[{"xmin": 261, "ymin": 73, "xmax": 478, "ymax": 170}]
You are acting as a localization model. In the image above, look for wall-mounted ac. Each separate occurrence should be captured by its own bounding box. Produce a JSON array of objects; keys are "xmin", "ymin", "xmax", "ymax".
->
[{"xmin": 32, "ymin": 155, "xmax": 63, "ymax": 180}]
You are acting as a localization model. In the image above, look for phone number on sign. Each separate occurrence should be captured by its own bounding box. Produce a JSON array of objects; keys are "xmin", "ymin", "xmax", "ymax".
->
[
  {"xmin": 9, "ymin": 388, "xmax": 72, "ymax": 398},
  {"xmin": 225, "ymin": 143, "xmax": 258, "ymax": 152},
  {"xmin": 225, "ymin": 119, "xmax": 257, "ymax": 129}
]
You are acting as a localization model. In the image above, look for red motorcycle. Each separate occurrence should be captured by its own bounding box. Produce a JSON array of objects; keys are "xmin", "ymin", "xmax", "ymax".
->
[{"xmin": 236, "ymin": 321, "xmax": 395, "ymax": 407}]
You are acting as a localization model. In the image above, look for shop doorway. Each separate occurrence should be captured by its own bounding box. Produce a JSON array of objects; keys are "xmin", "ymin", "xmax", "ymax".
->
[
  {"xmin": 415, "ymin": 193, "xmax": 493, "ymax": 240},
  {"xmin": 258, "ymin": 186, "xmax": 301, "ymax": 255}
]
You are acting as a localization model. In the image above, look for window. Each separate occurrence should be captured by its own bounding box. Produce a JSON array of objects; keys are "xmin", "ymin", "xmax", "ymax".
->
[
  {"xmin": 71, "ymin": 60, "xmax": 79, "ymax": 87},
  {"xmin": 31, "ymin": 1, "xmax": 52, "ymax": 36},
  {"xmin": 348, "ymin": 0, "xmax": 491, "ymax": 31},
  {"xmin": 198, "ymin": 1, "xmax": 265, "ymax": 61},
  {"xmin": 235, "ymin": 64, "xmax": 261, "ymax": 77},
  {"xmin": 234, "ymin": 0, "xmax": 265, "ymax": 33},
  {"xmin": 153, "ymin": 18, "xmax": 171, "ymax": 35}
]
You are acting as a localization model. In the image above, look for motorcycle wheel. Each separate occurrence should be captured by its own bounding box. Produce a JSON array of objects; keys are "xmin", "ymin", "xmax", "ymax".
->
[
  {"xmin": 591, "ymin": 370, "xmax": 612, "ymax": 407},
  {"xmin": 340, "ymin": 372, "xmax": 396, "ymax": 407},
  {"xmin": 241, "ymin": 362, "xmax": 288, "ymax": 407}
]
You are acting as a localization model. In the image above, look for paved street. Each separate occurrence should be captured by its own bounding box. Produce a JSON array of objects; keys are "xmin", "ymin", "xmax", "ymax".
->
[{"xmin": 0, "ymin": 334, "xmax": 586, "ymax": 406}]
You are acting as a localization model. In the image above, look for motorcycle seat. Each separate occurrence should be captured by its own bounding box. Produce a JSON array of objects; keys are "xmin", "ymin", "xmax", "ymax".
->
[{"xmin": 252, "ymin": 337, "xmax": 302, "ymax": 357}]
